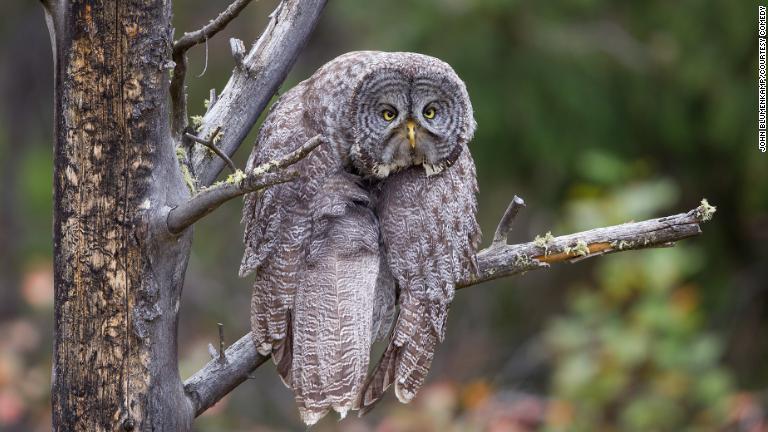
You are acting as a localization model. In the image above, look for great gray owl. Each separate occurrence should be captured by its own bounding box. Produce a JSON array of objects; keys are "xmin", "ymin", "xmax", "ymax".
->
[{"xmin": 239, "ymin": 51, "xmax": 480, "ymax": 425}]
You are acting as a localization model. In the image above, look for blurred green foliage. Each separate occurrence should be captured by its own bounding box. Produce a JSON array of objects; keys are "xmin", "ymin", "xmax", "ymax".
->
[{"xmin": 546, "ymin": 183, "xmax": 734, "ymax": 432}]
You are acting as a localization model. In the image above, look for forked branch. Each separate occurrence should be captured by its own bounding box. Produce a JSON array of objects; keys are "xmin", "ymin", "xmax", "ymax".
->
[
  {"xmin": 174, "ymin": 0, "xmax": 255, "ymax": 54},
  {"xmin": 185, "ymin": 127, "xmax": 237, "ymax": 173},
  {"xmin": 459, "ymin": 199, "xmax": 716, "ymax": 288},
  {"xmin": 170, "ymin": 0, "xmax": 255, "ymax": 137},
  {"xmin": 166, "ymin": 136, "xmax": 323, "ymax": 234},
  {"xmin": 182, "ymin": 198, "xmax": 717, "ymax": 416},
  {"xmin": 185, "ymin": 334, "xmax": 269, "ymax": 417},
  {"xmin": 192, "ymin": 0, "xmax": 328, "ymax": 187}
]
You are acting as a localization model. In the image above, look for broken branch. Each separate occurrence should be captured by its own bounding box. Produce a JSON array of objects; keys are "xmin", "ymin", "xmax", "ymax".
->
[
  {"xmin": 218, "ymin": 323, "xmax": 226, "ymax": 364},
  {"xmin": 459, "ymin": 199, "xmax": 715, "ymax": 288},
  {"xmin": 170, "ymin": 0, "xmax": 255, "ymax": 137},
  {"xmin": 491, "ymin": 195, "xmax": 526, "ymax": 247}
]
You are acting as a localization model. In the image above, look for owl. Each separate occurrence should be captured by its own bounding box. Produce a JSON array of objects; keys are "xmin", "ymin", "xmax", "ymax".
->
[{"xmin": 239, "ymin": 51, "xmax": 481, "ymax": 425}]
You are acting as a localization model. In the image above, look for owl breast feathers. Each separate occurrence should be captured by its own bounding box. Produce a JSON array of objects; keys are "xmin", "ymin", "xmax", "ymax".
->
[{"xmin": 239, "ymin": 51, "xmax": 481, "ymax": 425}]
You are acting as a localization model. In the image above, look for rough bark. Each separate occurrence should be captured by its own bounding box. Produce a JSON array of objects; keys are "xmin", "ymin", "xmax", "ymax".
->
[
  {"xmin": 45, "ymin": 0, "xmax": 326, "ymax": 429},
  {"xmin": 46, "ymin": 1, "xmax": 194, "ymax": 430}
]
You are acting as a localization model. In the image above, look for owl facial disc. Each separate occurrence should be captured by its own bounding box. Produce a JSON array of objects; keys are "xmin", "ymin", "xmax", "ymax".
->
[{"xmin": 348, "ymin": 53, "xmax": 475, "ymax": 179}]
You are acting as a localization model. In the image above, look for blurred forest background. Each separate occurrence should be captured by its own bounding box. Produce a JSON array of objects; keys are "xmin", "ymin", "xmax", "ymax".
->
[{"xmin": 0, "ymin": 1, "xmax": 765, "ymax": 431}]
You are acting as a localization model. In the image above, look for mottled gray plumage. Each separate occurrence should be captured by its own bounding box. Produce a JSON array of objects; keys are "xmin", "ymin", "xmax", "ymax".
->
[{"xmin": 240, "ymin": 51, "xmax": 480, "ymax": 425}]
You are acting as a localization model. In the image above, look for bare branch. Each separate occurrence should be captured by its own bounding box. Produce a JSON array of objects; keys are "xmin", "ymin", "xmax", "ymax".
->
[
  {"xmin": 207, "ymin": 88, "xmax": 218, "ymax": 114},
  {"xmin": 459, "ymin": 200, "xmax": 715, "ymax": 288},
  {"xmin": 174, "ymin": 0, "xmax": 254, "ymax": 54},
  {"xmin": 192, "ymin": 0, "xmax": 328, "ymax": 187},
  {"xmin": 40, "ymin": 0, "xmax": 59, "ymax": 16},
  {"xmin": 167, "ymin": 170, "xmax": 298, "ymax": 235},
  {"xmin": 182, "ymin": 199, "xmax": 716, "ymax": 416},
  {"xmin": 218, "ymin": 323, "xmax": 226, "ymax": 364},
  {"xmin": 185, "ymin": 127, "xmax": 237, "ymax": 173},
  {"xmin": 185, "ymin": 332, "xmax": 269, "ymax": 417},
  {"xmin": 207, "ymin": 343, "xmax": 218, "ymax": 360},
  {"xmin": 230, "ymin": 38, "xmax": 246, "ymax": 68},
  {"xmin": 491, "ymin": 195, "xmax": 526, "ymax": 247},
  {"xmin": 166, "ymin": 136, "xmax": 323, "ymax": 234},
  {"xmin": 169, "ymin": 0, "xmax": 255, "ymax": 137},
  {"xmin": 169, "ymin": 57, "xmax": 190, "ymax": 138}
]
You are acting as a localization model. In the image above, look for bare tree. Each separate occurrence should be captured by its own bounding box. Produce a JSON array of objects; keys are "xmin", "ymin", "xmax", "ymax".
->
[{"xmin": 42, "ymin": 1, "xmax": 715, "ymax": 430}]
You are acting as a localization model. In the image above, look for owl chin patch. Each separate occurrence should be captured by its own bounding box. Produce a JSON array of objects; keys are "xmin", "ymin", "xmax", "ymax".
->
[
  {"xmin": 422, "ymin": 163, "xmax": 444, "ymax": 177},
  {"xmin": 371, "ymin": 163, "xmax": 395, "ymax": 178},
  {"xmin": 369, "ymin": 161, "xmax": 446, "ymax": 179},
  {"xmin": 351, "ymin": 142, "xmax": 451, "ymax": 179},
  {"xmin": 367, "ymin": 161, "xmax": 446, "ymax": 179},
  {"xmin": 361, "ymin": 157, "xmax": 409, "ymax": 179}
]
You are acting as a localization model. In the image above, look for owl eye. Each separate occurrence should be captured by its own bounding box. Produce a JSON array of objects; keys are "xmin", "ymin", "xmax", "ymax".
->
[
  {"xmin": 382, "ymin": 109, "xmax": 397, "ymax": 121},
  {"xmin": 423, "ymin": 106, "xmax": 437, "ymax": 119}
]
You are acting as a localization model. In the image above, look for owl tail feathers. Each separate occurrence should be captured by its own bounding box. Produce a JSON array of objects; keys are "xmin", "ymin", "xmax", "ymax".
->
[
  {"xmin": 273, "ymin": 311, "xmax": 294, "ymax": 387},
  {"xmin": 296, "ymin": 401, "xmax": 355, "ymax": 426},
  {"xmin": 356, "ymin": 342, "xmax": 430, "ymax": 415},
  {"xmin": 251, "ymin": 309, "xmax": 294, "ymax": 388},
  {"xmin": 298, "ymin": 407, "xmax": 329, "ymax": 426},
  {"xmin": 292, "ymin": 369, "xmax": 363, "ymax": 425},
  {"xmin": 356, "ymin": 338, "xmax": 402, "ymax": 415},
  {"xmin": 358, "ymin": 306, "xmax": 442, "ymax": 415},
  {"xmin": 390, "ymin": 337, "xmax": 438, "ymax": 408}
]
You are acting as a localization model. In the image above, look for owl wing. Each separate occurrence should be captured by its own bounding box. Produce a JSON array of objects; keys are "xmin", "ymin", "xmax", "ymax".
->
[
  {"xmin": 240, "ymin": 81, "xmax": 398, "ymax": 425},
  {"xmin": 291, "ymin": 172, "xmax": 387, "ymax": 425},
  {"xmin": 358, "ymin": 149, "xmax": 481, "ymax": 412},
  {"xmin": 239, "ymin": 85, "xmax": 333, "ymax": 372}
]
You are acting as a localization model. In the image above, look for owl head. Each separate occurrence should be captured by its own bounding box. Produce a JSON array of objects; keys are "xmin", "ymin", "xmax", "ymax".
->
[{"xmin": 349, "ymin": 53, "xmax": 476, "ymax": 179}]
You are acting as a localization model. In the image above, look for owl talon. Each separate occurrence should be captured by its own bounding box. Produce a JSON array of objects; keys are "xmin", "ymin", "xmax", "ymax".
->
[
  {"xmin": 256, "ymin": 342, "xmax": 272, "ymax": 356},
  {"xmin": 333, "ymin": 403, "xmax": 351, "ymax": 420}
]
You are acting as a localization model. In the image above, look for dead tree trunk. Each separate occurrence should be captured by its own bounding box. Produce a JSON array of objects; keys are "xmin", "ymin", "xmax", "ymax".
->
[
  {"xmin": 44, "ymin": 0, "xmax": 326, "ymax": 429},
  {"xmin": 42, "ymin": 0, "xmax": 713, "ymax": 430},
  {"xmin": 46, "ymin": 1, "xmax": 195, "ymax": 429}
]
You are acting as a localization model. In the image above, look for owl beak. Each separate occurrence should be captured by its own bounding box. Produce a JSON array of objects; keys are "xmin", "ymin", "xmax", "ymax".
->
[{"xmin": 406, "ymin": 119, "xmax": 417, "ymax": 149}]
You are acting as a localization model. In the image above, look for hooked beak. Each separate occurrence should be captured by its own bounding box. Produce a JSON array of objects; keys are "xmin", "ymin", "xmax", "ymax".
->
[{"xmin": 405, "ymin": 119, "xmax": 417, "ymax": 149}]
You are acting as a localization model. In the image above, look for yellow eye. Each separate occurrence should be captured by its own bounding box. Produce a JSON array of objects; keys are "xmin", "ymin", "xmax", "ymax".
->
[
  {"xmin": 423, "ymin": 107, "xmax": 437, "ymax": 119},
  {"xmin": 382, "ymin": 109, "xmax": 397, "ymax": 121}
]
